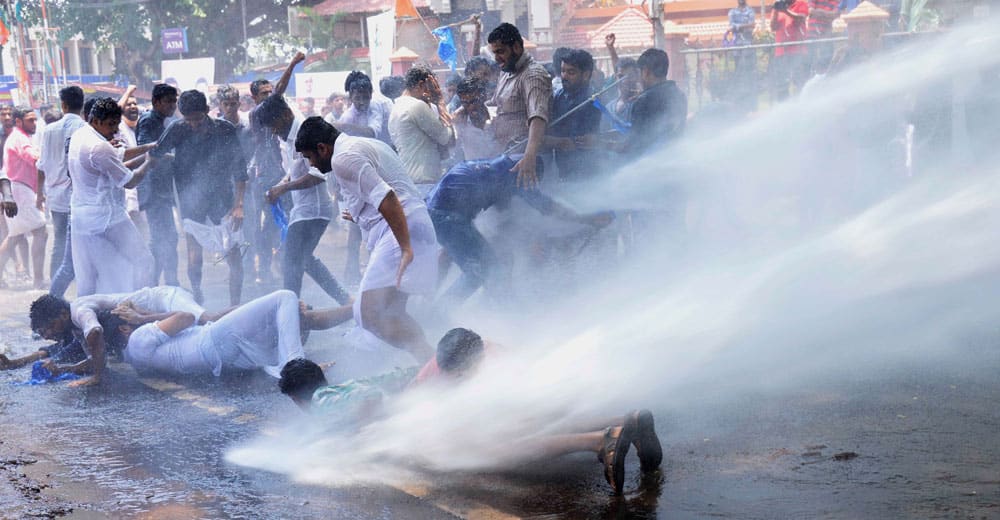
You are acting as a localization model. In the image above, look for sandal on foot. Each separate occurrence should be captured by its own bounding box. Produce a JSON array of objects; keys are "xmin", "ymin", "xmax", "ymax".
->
[
  {"xmin": 597, "ymin": 421, "xmax": 635, "ymax": 495},
  {"xmin": 631, "ymin": 409, "xmax": 663, "ymax": 472}
]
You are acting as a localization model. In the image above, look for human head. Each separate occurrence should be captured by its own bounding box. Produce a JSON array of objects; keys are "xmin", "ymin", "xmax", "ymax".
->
[
  {"xmin": 436, "ymin": 328, "xmax": 485, "ymax": 377},
  {"xmin": 278, "ymin": 358, "xmax": 329, "ymax": 410},
  {"xmin": 445, "ymin": 73, "xmax": 462, "ymax": 98},
  {"xmin": 250, "ymin": 78, "xmax": 273, "ymax": 104},
  {"xmin": 379, "ymin": 76, "xmax": 405, "ymax": 100},
  {"xmin": 456, "ymin": 77, "xmax": 485, "ymax": 107},
  {"xmin": 122, "ymin": 95, "xmax": 139, "ymax": 122},
  {"xmin": 216, "ymin": 84, "xmax": 241, "ymax": 121},
  {"xmin": 551, "ymin": 47, "xmax": 571, "ymax": 73},
  {"xmin": 29, "ymin": 294, "xmax": 72, "ymax": 341},
  {"xmin": 58, "ymin": 86, "xmax": 82, "ymax": 114},
  {"xmin": 298, "ymin": 97, "xmax": 315, "ymax": 115},
  {"xmin": 404, "ymin": 65, "xmax": 442, "ymax": 103},
  {"xmin": 178, "ymin": 90, "xmax": 209, "ymax": 131},
  {"xmin": 255, "ymin": 94, "xmax": 295, "ymax": 138},
  {"xmin": 43, "ymin": 110, "xmax": 62, "ymax": 125},
  {"xmin": 637, "ymin": 48, "xmax": 670, "ymax": 88},
  {"xmin": 89, "ymin": 97, "xmax": 122, "ymax": 140},
  {"xmin": 345, "ymin": 71, "xmax": 374, "ymax": 112},
  {"xmin": 97, "ymin": 310, "xmax": 130, "ymax": 358},
  {"xmin": 488, "ymin": 23, "xmax": 525, "ymax": 73},
  {"xmin": 738, "ymin": 0, "xmax": 747, "ymax": 6},
  {"xmin": 464, "ymin": 56, "xmax": 492, "ymax": 81},
  {"xmin": 151, "ymin": 83, "xmax": 179, "ymax": 118},
  {"xmin": 294, "ymin": 116, "xmax": 341, "ymax": 173},
  {"xmin": 12, "ymin": 105, "xmax": 37, "ymax": 135},
  {"xmin": 560, "ymin": 49, "xmax": 594, "ymax": 91},
  {"xmin": 325, "ymin": 92, "xmax": 346, "ymax": 117},
  {"xmin": 0, "ymin": 105, "xmax": 13, "ymax": 131},
  {"xmin": 83, "ymin": 98, "xmax": 97, "ymax": 122}
]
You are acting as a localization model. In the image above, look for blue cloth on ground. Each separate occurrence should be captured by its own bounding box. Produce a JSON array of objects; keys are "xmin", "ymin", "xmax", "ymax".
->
[{"xmin": 11, "ymin": 361, "xmax": 82, "ymax": 386}]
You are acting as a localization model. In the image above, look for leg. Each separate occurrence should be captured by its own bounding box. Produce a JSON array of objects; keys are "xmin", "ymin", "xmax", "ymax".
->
[
  {"xmin": 281, "ymin": 220, "xmax": 310, "ymax": 295},
  {"xmin": 358, "ymin": 287, "xmax": 433, "ymax": 362},
  {"xmin": 0, "ymin": 235, "xmax": 14, "ymax": 285},
  {"xmin": 208, "ymin": 290, "xmax": 305, "ymax": 376},
  {"xmin": 104, "ymin": 219, "xmax": 155, "ymax": 290},
  {"xmin": 226, "ymin": 245, "xmax": 243, "ymax": 306},
  {"xmin": 186, "ymin": 233, "xmax": 204, "ymax": 298},
  {"xmin": 15, "ymin": 235, "xmax": 29, "ymax": 276},
  {"xmin": 432, "ymin": 214, "xmax": 495, "ymax": 304},
  {"xmin": 345, "ymin": 222, "xmax": 362, "ymax": 283},
  {"xmin": 298, "ymin": 219, "xmax": 350, "ymax": 304},
  {"xmin": 302, "ymin": 304, "xmax": 354, "ymax": 330},
  {"xmin": 49, "ymin": 218, "xmax": 75, "ymax": 297},
  {"xmin": 71, "ymin": 228, "xmax": 98, "ymax": 297},
  {"xmin": 146, "ymin": 204, "xmax": 180, "ymax": 285},
  {"xmin": 49, "ymin": 211, "xmax": 68, "ymax": 280},
  {"xmin": 29, "ymin": 226, "xmax": 48, "ymax": 288}
]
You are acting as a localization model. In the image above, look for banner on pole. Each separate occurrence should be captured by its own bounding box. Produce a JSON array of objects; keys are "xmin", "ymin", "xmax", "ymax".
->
[{"xmin": 366, "ymin": 10, "xmax": 395, "ymax": 86}]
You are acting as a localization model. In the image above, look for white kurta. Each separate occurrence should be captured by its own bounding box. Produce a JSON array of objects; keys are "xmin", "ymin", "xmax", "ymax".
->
[{"xmin": 71, "ymin": 286, "xmax": 207, "ymax": 339}]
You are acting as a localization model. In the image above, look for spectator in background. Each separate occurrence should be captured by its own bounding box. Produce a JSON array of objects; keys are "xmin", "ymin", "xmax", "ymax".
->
[
  {"xmin": 451, "ymin": 77, "xmax": 502, "ymax": 161},
  {"xmin": 389, "ymin": 65, "xmax": 455, "ymax": 195},
  {"xmin": 444, "ymin": 73, "xmax": 463, "ymax": 112},
  {"xmin": 0, "ymin": 104, "xmax": 30, "ymax": 282},
  {"xmin": 323, "ymin": 93, "xmax": 347, "ymax": 122},
  {"xmin": 379, "ymin": 76, "xmax": 406, "ymax": 101},
  {"xmin": 338, "ymin": 71, "xmax": 394, "ymax": 146},
  {"xmin": 807, "ymin": 0, "xmax": 840, "ymax": 74},
  {"xmin": 117, "ymin": 87, "xmax": 147, "ymax": 235},
  {"xmin": 545, "ymin": 49, "xmax": 602, "ymax": 181},
  {"xmin": 625, "ymin": 49, "xmax": 687, "ymax": 156},
  {"xmin": 728, "ymin": 0, "xmax": 758, "ymax": 111},
  {"xmin": 298, "ymin": 97, "xmax": 317, "ymax": 118},
  {"xmin": 0, "ymin": 106, "xmax": 47, "ymax": 289},
  {"xmin": 769, "ymin": 0, "xmax": 810, "ymax": 100}
]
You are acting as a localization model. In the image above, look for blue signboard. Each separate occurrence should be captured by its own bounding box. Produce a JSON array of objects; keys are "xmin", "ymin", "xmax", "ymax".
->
[{"xmin": 161, "ymin": 28, "xmax": 188, "ymax": 54}]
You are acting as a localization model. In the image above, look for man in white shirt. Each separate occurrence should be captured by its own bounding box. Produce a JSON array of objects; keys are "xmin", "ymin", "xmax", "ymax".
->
[
  {"xmin": 67, "ymin": 98, "xmax": 156, "ymax": 298},
  {"xmin": 36, "ymin": 87, "xmax": 87, "ymax": 290},
  {"xmin": 388, "ymin": 65, "xmax": 454, "ymax": 195},
  {"xmin": 116, "ymin": 87, "xmax": 146, "ymax": 233},
  {"xmin": 294, "ymin": 117, "xmax": 438, "ymax": 363},
  {"xmin": 451, "ymin": 77, "xmax": 502, "ymax": 161},
  {"xmin": 337, "ymin": 71, "xmax": 394, "ymax": 146}
]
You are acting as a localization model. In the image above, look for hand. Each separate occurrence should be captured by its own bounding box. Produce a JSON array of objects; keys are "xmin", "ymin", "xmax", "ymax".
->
[
  {"xmin": 605, "ymin": 33, "xmax": 616, "ymax": 49},
  {"xmin": 41, "ymin": 359, "xmax": 62, "ymax": 376},
  {"xmin": 0, "ymin": 354, "xmax": 10, "ymax": 369},
  {"xmin": 228, "ymin": 205, "xmax": 244, "ymax": 231},
  {"xmin": 112, "ymin": 302, "xmax": 144, "ymax": 325},
  {"xmin": 35, "ymin": 192, "xmax": 45, "ymax": 211},
  {"xmin": 341, "ymin": 210, "xmax": 354, "ymax": 222},
  {"xmin": 110, "ymin": 137, "xmax": 124, "ymax": 148},
  {"xmin": 396, "ymin": 246, "xmax": 413, "ymax": 288},
  {"xmin": 292, "ymin": 51, "xmax": 306, "ymax": 65},
  {"xmin": 574, "ymin": 134, "xmax": 597, "ymax": 149},
  {"xmin": 2, "ymin": 200, "xmax": 18, "ymax": 218},
  {"xmin": 265, "ymin": 184, "xmax": 285, "ymax": 204},
  {"xmin": 472, "ymin": 13, "xmax": 481, "ymax": 29},
  {"xmin": 68, "ymin": 375, "xmax": 101, "ymax": 388},
  {"xmin": 511, "ymin": 152, "xmax": 539, "ymax": 189}
]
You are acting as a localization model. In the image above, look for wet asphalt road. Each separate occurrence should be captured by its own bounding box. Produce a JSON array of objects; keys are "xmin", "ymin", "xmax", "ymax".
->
[{"xmin": 1, "ymin": 229, "xmax": 999, "ymax": 519}]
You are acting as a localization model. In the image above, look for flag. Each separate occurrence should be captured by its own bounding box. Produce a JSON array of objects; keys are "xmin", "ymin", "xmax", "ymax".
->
[
  {"xmin": 431, "ymin": 26, "xmax": 457, "ymax": 71},
  {"xmin": 13, "ymin": 0, "xmax": 24, "ymax": 23},
  {"xmin": 592, "ymin": 97, "xmax": 631, "ymax": 134},
  {"xmin": 0, "ymin": 16, "xmax": 9, "ymax": 47},
  {"xmin": 394, "ymin": 0, "xmax": 419, "ymax": 19}
]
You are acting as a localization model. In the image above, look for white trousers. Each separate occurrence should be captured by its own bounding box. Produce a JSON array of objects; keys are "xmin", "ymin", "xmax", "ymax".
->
[
  {"xmin": 71, "ymin": 218, "xmax": 154, "ymax": 297},
  {"xmin": 208, "ymin": 290, "xmax": 305, "ymax": 378}
]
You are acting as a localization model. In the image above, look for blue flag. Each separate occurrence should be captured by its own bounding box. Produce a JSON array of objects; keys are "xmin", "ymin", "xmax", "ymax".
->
[
  {"xmin": 592, "ymin": 97, "xmax": 631, "ymax": 134},
  {"xmin": 270, "ymin": 200, "xmax": 289, "ymax": 243},
  {"xmin": 432, "ymin": 26, "xmax": 457, "ymax": 71}
]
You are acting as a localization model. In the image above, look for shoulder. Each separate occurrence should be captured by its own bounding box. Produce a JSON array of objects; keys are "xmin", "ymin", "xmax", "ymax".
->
[
  {"xmin": 524, "ymin": 61, "xmax": 551, "ymax": 82},
  {"xmin": 211, "ymin": 118, "xmax": 238, "ymax": 135}
]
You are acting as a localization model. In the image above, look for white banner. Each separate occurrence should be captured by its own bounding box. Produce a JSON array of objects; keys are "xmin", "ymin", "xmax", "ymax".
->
[
  {"xmin": 294, "ymin": 71, "xmax": 351, "ymax": 100},
  {"xmin": 366, "ymin": 10, "xmax": 396, "ymax": 86},
  {"xmin": 161, "ymin": 58, "xmax": 215, "ymax": 93}
]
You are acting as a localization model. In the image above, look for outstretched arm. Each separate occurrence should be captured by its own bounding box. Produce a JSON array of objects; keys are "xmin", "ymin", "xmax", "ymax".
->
[{"xmin": 274, "ymin": 52, "xmax": 306, "ymax": 98}]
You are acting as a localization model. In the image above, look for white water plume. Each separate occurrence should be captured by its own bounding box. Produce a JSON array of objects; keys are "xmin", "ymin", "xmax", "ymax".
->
[{"xmin": 228, "ymin": 23, "xmax": 1000, "ymax": 485}]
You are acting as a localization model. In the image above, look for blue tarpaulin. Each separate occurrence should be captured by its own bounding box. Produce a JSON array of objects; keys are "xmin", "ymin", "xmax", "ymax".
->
[{"xmin": 432, "ymin": 26, "xmax": 458, "ymax": 71}]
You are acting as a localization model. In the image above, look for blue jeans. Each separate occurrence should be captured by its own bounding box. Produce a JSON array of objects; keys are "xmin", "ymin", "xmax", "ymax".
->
[
  {"xmin": 282, "ymin": 218, "xmax": 349, "ymax": 304},
  {"xmin": 49, "ymin": 215, "xmax": 74, "ymax": 298},
  {"xmin": 429, "ymin": 209, "xmax": 496, "ymax": 302},
  {"xmin": 145, "ymin": 203, "xmax": 179, "ymax": 286},
  {"xmin": 49, "ymin": 210, "xmax": 69, "ymax": 281}
]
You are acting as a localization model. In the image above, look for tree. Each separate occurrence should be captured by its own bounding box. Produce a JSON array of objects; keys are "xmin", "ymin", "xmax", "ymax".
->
[{"xmin": 22, "ymin": 0, "xmax": 326, "ymax": 86}]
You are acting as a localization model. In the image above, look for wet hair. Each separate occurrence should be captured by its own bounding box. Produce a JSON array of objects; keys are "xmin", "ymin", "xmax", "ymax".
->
[
  {"xmin": 178, "ymin": 90, "xmax": 209, "ymax": 115},
  {"xmin": 151, "ymin": 83, "xmax": 178, "ymax": 103},
  {"xmin": 89, "ymin": 97, "xmax": 122, "ymax": 122},
  {"xmin": 445, "ymin": 73, "xmax": 462, "ymax": 89},
  {"xmin": 255, "ymin": 94, "xmax": 291, "ymax": 128},
  {"xmin": 488, "ymin": 23, "xmax": 523, "ymax": 48},
  {"xmin": 250, "ymin": 79, "xmax": 270, "ymax": 97},
  {"xmin": 295, "ymin": 116, "xmax": 340, "ymax": 154},
  {"xmin": 345, "ymin": 71, "xmax": 373, "ymax": 94},
  {"xmin": 29, "ymin": 294, "xmax": 70, "ymax": 333},
  {"xmin": 43, "ymin": 110, "xmax": 62, "ymax": 124},
  {"xmin": 465, "ymin": 56, "xmax": 491, "ymax": 77},
  {"xmin": 59, "ymin": 86, "xmax": 84, "ymax": 112},
  {"xmin": 379, "ymin": 76, "xmax": 405, "ymax": 99},
  {"xmin": 278, "ymin": 358, "xmax": 328, "ymax": 402},
  {"xmin": 404, "ymin": 65, "xmax": 435, "ymax": 89},
  {"xmin": 98, "ymin": 310, "xmax": 128, "ymax": 356},
  {"xmin": 83, "ymin": 98, "xmax": 97, "ymax": 121},
  {"xmin": 616, "ymin": 57, "xmax": 637, "ymax": 75},
  {"xmin": 456, "ymin": 77, "xmax": 484, "ymax": 97},
  {"xmin": 637, "ymin": 48, "xmax": 670, "ymax": 79},
  {"xmin": 436, "ymin": 328, "xmax": 485, "ymax": 374},
  {"xmin": 552, "ymin": 47, "xmax": 572, "ymax": 71},
  {"xmin": 12, "ymin": 105, "xmax": 32, "ymax": 122},
  {"xmin": 216, "ymin": 84, "xmax": 240, "ymax": 102},
  {"xmin": 562, "ymin": 49, "xmax": 595, "ymax": 74}
]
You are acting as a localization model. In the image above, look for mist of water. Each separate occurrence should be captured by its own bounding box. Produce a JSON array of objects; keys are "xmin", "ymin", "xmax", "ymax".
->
[{"xmin": 227, "ymin": 23, "xmax": 1000, "ymax": 486}]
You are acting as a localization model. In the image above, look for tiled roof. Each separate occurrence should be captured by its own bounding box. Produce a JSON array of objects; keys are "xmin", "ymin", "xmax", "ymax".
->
[
  {"xmin": 312, "ymin": 0, "xmax": 429, "ymax": 16},
  {"xmin": 560, "ymin": 7, "xmax": 654, "ymax": 50}
]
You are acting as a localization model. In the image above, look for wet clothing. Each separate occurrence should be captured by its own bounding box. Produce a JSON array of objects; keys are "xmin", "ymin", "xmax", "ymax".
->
[
  {"xmin": 39, "ymin": 334, "xmax": 88, "ymax": 364},
  {"xmin": 389, "ymin": 95, "xmax": 454, "ymax": 185},
  {"xmin": 311, "ymin": 367, "xmax": 418, "ymax": 413},
  {"xmin": 71, "ymin": 286, "xmax": 206, "ymax": 339},
  {"xmin": 135, "ymin": 110, "xmax": 175, "ymax": 210},
  {"xmin": 337, "ymin": 97, "xmax": 394, "ymax": 146},
  {"xmin": 37, "ymin": 113, "xmax": 85, "ymax": 214},
  {"xmin": 626, "ymin": 81, "xmax": 687, "ymax": 156},
  {"xmin": 125, "ymin": 290, "xmax": 304, "ymax": 378},
  {"xmin": 548, "ymin": 85, "xmax": 602, "ymax": 180},
  {"xmin": 151, "ymin": 117, "xmax": 248, "ymax": 223},
  {"xmin": 490, "ymin": 53, "xmax": 552, "ymax": 149}
]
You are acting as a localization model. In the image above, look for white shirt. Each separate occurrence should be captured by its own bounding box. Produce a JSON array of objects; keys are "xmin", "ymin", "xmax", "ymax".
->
[
  {"xmin": 330, "ymin": 135, "xmax": 424, "ymax": 245},
  {"xmin": 337, "ymin": 96, "xmax": 394, "ymax": 146},
  {"xmin": 117, "ymin": 120, "xmax": 137, "ymax": 148},
  {"xmin": 68, "ymin": 125, "xmax": 133, "ymax": 235},
  {"xmin": 125, "ymin": 324, "xmax": 218, "ymax": 376},
  {"xmin": 281, "ymin": 114, "xmax": 334, "ymax": 224},
  {"xmin": 454, "ymin": 117, "xmax": 502, "ymax": 161},
  {"xmin": 36, "ymin": 113, "xmax": 86, "ymax": 213},
  {"xmin": 388, "ymin": 96, "xmax": 453, "ymax": 185},
  {"xmin": 71, "ymin": 286, "xmax": 207, "ymax": 338}
]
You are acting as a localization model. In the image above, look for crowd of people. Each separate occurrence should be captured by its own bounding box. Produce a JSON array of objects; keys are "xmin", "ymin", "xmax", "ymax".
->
[{"xmin": 0, "ymin": 21, "xmax": 683, "ymax": 494}]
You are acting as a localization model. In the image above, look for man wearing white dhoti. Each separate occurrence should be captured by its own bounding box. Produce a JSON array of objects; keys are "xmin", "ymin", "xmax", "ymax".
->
[
  {"xmin": 294, "ymin": 117, "xmax": 438, "ymax": 362},
  {"xmin": 68, "ymin": 98, "xmax": 156, "ymax": 297}
]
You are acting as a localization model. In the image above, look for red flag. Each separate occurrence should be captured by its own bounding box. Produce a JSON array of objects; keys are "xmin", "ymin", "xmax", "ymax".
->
[
  {"xmin": 0, "ymin": 19, "xmax": 9, "ymax": 46},
  {"xmin": 395, "ymin": 0, "xmax": 420, "ymax": 19}
]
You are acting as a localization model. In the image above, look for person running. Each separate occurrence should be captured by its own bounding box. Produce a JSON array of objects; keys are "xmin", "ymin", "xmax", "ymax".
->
[
  {"xmin": 151, "ymin": 90, "xmax": 249, "ymax": 305},
  {"xmin": 294, "ymin": 117, "xmax": 438, "ymax": 363}
]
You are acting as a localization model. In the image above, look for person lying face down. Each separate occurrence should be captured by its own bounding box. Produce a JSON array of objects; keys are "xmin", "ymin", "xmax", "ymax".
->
[{"xmin": 278, "ymin": 327, "xmax": 663, "ymax": 495}]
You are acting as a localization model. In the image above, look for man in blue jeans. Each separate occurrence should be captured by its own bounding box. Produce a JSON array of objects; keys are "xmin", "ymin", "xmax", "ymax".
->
[
  {"xmin": 425, "ymin": 155, "xmax": 613, "ymax": 304},
  {"xmin": 136, "ymin": 84, "xmax": 180, "ymax": 287},
  {"xmin": 255, "ymin": 60, "xmax": 350, "ymax": 305}
]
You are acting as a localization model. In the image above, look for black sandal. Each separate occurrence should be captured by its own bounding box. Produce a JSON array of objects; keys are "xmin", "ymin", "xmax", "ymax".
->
[
  {"xmin": 597, "ymin": 420, "xmax": 635, "ymax": 495},
  {"xmin": 631, "ymin": 409, "xmax": 663, "ymax": 472}
]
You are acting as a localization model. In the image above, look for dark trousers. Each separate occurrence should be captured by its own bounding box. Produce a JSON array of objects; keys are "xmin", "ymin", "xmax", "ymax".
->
[
  {"xmin": 251, "ymin": 178, "xmax": 283, "ymax": 280},
  {"xmin": 49, "ymin": 211, "xmax": 69, "ymax": 280},
  {"xmin": 49, "ymin": 216, "xmax": 74, "ymax": 298},
  {"xmin": 282, "ymin": 218, "xmax": 349, "ymax": 304},
  {"xmin": 145, "ymin": 203, "xmax": 179, "ymax": 286},
  {"xmin": 429, "ymin": 209, "xmax": 497, "ymax": 303}
]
